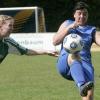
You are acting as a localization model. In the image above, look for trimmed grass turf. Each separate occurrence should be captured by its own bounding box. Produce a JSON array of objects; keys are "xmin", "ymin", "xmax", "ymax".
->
[{"xmin": 0, "ymin": 52, "xmax": 99, "ymax": 100}]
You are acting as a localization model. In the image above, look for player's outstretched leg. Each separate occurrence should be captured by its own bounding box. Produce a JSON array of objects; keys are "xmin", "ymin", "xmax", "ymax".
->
[{"xmin": 68, "ymin": 54, "xmax": 94, "ymax": 97}]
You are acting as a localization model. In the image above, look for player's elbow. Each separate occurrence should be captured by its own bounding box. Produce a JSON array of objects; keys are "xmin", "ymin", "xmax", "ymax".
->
[
  {"xmin": 53, "ymin": 40, "xmax": 57, "ymax": 46},
  {"xmin": 53, "ymin": 38, "xmax": 59, "ymax": 46},
  {"xmin": 53, "ymin": 34, "xmax": 62, "ymax": 46}
]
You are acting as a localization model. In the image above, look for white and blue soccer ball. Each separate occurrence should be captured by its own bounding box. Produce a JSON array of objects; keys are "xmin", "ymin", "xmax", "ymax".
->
[{"xmin": 63, "ymin": 33, "xmax": 84, "ymax": 53}]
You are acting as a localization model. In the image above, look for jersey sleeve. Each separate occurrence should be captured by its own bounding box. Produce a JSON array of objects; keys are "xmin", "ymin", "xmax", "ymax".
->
[
  {"xmin": 0, "ymin": 41, "xmax": 9, "ymax": 63},
  {"xmin": 4, "ymin": 37, "xmax": 28, "ymax": 55},
  {"xmin": 91, "ymin": 27, "xmax": 96, "ymax": 43}
]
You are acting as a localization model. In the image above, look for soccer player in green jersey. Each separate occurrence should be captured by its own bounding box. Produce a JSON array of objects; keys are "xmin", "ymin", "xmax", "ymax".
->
[{"xmin": 0, "ymin": 15, "xmax": 58, "ymax": 63}]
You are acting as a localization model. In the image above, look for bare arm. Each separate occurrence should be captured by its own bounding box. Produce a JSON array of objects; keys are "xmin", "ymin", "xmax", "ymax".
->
[
  {"xmin": 94, "ymin": 31, "xmax": 100, "ymax": 46},
  {"xmin": 53, "ymin": 21, "xmax": 78, "ymax": 46},
  {"xmin": 26, "ymin": 49, "xmax": 59, "ymax": 57}
]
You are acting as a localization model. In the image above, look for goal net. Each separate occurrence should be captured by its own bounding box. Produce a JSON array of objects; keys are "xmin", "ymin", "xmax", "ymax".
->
[{"xmin": 0, "ymin": 7, "xmax": 46, "ymax": 33}]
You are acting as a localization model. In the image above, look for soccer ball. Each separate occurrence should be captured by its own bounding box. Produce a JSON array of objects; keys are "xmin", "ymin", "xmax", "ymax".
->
[{"xmin": 63, "ymin": 33, "xmax": 84, "ymax": 53}]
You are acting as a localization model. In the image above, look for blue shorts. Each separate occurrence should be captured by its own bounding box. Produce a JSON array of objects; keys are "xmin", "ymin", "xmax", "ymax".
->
[{"xmin": 56, "ymin": 49, "xmax": 94, "ymax": 82}]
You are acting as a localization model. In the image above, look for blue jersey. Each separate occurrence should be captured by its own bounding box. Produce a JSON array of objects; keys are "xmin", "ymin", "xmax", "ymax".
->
[{"xmin": 62, "ymin": 20, "xmax": 96, "ymax": 62}]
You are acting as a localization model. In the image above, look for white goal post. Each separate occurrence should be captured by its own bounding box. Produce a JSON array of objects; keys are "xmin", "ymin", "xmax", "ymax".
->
[
  {"xmin": 0, "ymin": 7, "xmax": 61, "ymax": 52},
  {"xmin": 0, "ymin": 7, "xmax": 46, "ymax": 33}
]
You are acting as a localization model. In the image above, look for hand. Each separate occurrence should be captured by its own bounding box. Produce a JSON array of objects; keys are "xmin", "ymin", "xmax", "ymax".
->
[
  {"xmin": 68, "ymin": 22, "xmax": 79, "ymax": 29},
  {"xmin": 46, "ymin": 51, "xmax": 59, "ymax": 57}
]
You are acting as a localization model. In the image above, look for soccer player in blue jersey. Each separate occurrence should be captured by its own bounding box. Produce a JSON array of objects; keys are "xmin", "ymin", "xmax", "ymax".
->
[
  {"xmin": 0, "ymin": 15, "xmax": 58, "ymax": 63},
  {"xmin": 53, "ymin": 1, "xmax": 100, "ymax": 100}
]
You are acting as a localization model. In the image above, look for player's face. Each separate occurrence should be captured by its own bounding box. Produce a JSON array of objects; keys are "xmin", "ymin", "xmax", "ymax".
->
[
  {"xmin": 0, "ymin": 19, "xmax": 14, "ymax": 38},
  {"xmin": 74, "ymin": 8, "xmax": 88, "ymax": 26}
]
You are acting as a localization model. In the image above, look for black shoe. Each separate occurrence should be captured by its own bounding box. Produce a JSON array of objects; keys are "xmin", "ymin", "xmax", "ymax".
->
[{"xmin": 79, "ymin": 81, "xmax": 94, "ymax": 97}]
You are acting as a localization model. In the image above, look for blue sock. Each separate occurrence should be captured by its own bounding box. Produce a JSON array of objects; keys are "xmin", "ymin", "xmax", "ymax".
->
[{"xmin": 70, "ymin": 60, "xmax": 86, "ymax": 87}]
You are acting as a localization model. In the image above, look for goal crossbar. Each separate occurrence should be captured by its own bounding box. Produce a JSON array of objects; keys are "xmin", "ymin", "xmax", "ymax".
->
[
  {"xmin": 0, "ymin": 7, "xmax": 39, "ymax": 11},
  {"xmin": 0, "ymin": 6, "xmax": 46, "ymax": 33}
]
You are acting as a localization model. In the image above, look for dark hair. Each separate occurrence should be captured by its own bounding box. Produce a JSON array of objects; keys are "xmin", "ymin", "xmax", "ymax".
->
[{"xmin": 74, "ymin": 1, "xmax": 89, "ymax": 12}]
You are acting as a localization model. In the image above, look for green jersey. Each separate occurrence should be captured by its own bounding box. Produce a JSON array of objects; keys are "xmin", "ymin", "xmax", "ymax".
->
[{"xmin": 0, "ymin": 37, "xmax": 28, "ymax": 63}]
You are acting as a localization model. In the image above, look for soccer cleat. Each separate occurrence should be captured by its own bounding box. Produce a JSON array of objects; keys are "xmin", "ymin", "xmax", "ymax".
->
[{"xmin": 79, "ymin": 81, "xmax": 94, "ymax": 97}]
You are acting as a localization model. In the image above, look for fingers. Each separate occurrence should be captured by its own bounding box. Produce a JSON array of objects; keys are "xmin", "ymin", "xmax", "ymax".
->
[
  {"xmin": 47, "ymin": 51, "xmax": 59, "ymax": 57},
  {"xmin": 73, "ymin": 22, "xmax": 79, "ymax": 28},
  {"xmin": 68, "ymin": 22, "xmax": 79, "ymax": 29}
]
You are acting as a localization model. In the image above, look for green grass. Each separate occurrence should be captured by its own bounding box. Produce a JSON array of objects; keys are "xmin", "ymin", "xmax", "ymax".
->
[{"xmin": 0, "ymin": 52, "xmax": 100, "ymax": 100}]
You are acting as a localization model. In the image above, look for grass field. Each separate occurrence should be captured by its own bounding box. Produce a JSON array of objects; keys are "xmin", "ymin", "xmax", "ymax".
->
[{"xmin": 0, "ymin": 52, "xmax": 100, "ymax": 100}]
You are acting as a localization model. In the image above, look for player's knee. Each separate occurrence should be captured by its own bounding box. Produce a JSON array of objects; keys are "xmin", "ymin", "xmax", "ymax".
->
[
  {"xmin": 58, "ymin": 70, "xmax": 73, "ymax": 81},
  {"xmin": 68, "ymin": 53, "xmax": 81, "ymax": 66}
]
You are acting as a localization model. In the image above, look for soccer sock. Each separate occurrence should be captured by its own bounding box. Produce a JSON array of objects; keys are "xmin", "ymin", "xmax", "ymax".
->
[{"xmin": 70, "ymin": 60, "xmax": 86, "ymax": 87}]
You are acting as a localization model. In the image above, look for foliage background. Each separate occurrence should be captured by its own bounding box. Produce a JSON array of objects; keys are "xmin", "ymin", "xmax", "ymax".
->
[{"xmin": 0, "ymin": 0, "xmax": 100, "ymax": 32}]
